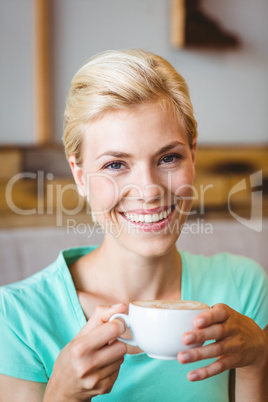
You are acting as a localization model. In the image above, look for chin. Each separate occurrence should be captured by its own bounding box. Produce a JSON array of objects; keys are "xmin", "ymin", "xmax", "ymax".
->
[
  {"xmin": 123, "ymin": 232, "xmax": 180, "ymax": 259},
  {"xmin": 103, "ymin": 208, "xmax": 189, "ymax": 257}
]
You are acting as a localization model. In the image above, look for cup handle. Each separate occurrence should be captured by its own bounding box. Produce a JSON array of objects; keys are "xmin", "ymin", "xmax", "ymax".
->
[{"xmin": 109, "ymin": 313, "xmax": 138, "ymax": 347}]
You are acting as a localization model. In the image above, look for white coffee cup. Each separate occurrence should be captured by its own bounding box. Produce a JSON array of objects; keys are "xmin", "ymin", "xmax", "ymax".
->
[{"xmin": 109, "ymin": 300, "xmax": 210, "ymax": 360}]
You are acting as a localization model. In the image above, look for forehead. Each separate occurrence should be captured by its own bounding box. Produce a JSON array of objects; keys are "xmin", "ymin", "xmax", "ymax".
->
[{"xmin": 83, "ymin": 103, "xmax": 188, "ymax": 159}]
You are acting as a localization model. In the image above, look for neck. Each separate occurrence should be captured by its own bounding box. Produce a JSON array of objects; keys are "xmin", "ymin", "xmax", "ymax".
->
[{"xmin": 84, "ymin": 236, "xmax": 182, "ymax": 304}]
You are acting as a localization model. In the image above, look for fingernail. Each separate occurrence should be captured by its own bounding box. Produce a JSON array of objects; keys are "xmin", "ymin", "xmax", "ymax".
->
[
  {"xmin": 184, "ymin": 333, "xmax": 195, "ymax": 344},
  {"xmin": 188, "ymin": 372, "xmax": 199, "ymax": 381},
  {"xmin": 111, "ymin": 303, "xmax": 122, "ymax": 308},
  {"xmin": 179, "ymin": 352, "xmax": 191, "ymax": 363},
  {"xmin": 196, "ymin": 318, "xmax": 206, "ymax": 327}
]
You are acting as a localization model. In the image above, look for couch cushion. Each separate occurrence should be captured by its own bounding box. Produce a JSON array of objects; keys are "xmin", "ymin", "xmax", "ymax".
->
[{"xmin": 0, "ymin": 220, "xmax": 267, "ymax": 286}]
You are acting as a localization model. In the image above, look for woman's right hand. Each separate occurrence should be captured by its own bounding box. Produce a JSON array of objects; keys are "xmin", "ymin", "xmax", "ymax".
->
[{"xmin": 43, "ymin": 303, "xmax": 127, "ymax": 402}]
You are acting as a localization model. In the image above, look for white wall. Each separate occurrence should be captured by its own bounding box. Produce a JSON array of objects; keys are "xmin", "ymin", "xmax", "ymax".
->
[
  {"xmin": 0, "ymin": 0, "xmax": 35, "ymax": 144},
  {"xmin": 50, "ymin": 0, "xmax": 268, "ymax": 144},
  {"xmin": 0, "ymin": 0, "xmax": 267, "ymax": 144}
]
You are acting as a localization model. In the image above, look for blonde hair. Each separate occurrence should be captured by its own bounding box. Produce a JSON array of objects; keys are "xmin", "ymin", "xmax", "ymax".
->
[{"xmin": 63, "ymin": 49, "xmax": 198, "ymax": 165}]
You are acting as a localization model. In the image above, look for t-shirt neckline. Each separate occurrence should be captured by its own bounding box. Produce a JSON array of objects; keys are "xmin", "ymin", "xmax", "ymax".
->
[{"xmin": 58, "ymin": 246, "xmax": 189, "ymax": 361}]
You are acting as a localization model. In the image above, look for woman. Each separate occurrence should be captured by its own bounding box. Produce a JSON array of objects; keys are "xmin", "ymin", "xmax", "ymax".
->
[{"xmin": 0, "ymin": 49, "xmax": 267, "ymax": 401}]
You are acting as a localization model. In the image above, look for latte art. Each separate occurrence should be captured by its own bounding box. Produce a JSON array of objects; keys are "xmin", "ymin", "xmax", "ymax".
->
[{"xmin": 132, "ymin": 300, "xmax": 209, "ymax": 310}]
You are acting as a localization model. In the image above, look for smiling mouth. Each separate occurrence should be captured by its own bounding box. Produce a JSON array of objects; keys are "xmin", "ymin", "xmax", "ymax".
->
[{"xmin": 121, "ymin": 205, "xmax": 176, "ymax": 224}]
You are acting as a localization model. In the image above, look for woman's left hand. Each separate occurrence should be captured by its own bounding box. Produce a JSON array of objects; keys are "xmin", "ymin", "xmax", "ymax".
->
[{"xmin": 177, "ymin": 303, "xmax": 268, "ymax": 382}]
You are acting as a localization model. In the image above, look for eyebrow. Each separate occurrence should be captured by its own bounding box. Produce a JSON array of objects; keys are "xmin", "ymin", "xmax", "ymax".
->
[
  {"xmin": 96, "ymin": 141, "xmax": 186, "ymax": 160},
  {"xmin": 156, "ymin": 141, "xmax": 186, "ymax": 155}
]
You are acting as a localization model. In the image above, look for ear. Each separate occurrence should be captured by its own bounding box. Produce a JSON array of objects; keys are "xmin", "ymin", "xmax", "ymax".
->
[{"xmin": 69, "ymin": 155, "xmax": 86, "ymax": 197}]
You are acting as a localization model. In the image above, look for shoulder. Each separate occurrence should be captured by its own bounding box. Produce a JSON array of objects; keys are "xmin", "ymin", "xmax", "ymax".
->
[
  {"xmin": 0, "ymin": 245, "xmax": 96, "ymax": 303},
  {"xmin": 180, "ymin": 250, "xmax": 268, "ymax": 328},
  {"xmin": 181, "ymin": 250, "xmax": 268, "ymax": 296},
  {"xmin": 0, "ymin": 246, "xmax": 94, "ymax": 381},
  {"xmin": 0, "ymin": 245, "xmax": 95, "ymax": 333},
  {"xmin": 0, "ymin": 253, "xmax": 62, "ymax": 335},
  {"xmin": 181, "ymin": 250, "xmax": 267, "ymax": 280},
  {"xmin": 1, "ymin": 252, "xmax": 62, "ymax": 305}
]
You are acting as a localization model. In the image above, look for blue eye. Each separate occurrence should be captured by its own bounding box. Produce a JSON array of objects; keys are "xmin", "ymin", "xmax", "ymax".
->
[
  {"xmin": 161, "ymin": 154, "xmax": 182, "ymax": 164},
  {"xmin": 105, "ymin": 162, "xmax": 123, "ymax": 170}
]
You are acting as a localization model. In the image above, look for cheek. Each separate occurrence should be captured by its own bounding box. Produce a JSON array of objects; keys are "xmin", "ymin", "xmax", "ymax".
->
[
  {"xmin": 88, "ymin": 176, "xmax": 120, "ymax": 213},
  {"xmin": 171, "ymin": 168, "xmax": 195, "ymax": 198}
]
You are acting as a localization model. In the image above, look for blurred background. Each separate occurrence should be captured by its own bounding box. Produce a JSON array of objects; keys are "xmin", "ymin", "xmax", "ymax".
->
[{"xmin": 0, "ymin": 0, "xmax": 267, "ymax": 284}]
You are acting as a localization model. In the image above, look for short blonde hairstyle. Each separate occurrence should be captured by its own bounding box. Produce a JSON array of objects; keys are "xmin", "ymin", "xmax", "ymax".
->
[{"xmin": 63, "ymin": 49, "xmax": 198, "ymax": 165}]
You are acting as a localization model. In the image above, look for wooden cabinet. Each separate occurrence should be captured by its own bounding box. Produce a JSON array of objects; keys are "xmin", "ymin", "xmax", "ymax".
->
[{"xmin": 0, "ymin": 146, "xmax": 267, "ymax": 228}]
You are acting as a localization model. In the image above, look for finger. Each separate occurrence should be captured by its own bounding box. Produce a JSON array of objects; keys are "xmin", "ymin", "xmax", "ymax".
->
[
  {"xmin": 194, "ymin": 304, "xmax": 230, "ymax": 329},
  {"xmin": 186, "ymin": 355, "xmax": 237, "ymax": 382},
  {"xmin": 94, "ymin": 368, "xmax": 121, "ymax": 395},
  {"xmin": 72, "ymin": 319, "xmax": 127, "ymax": 358},
  {"xmin": 91, "ymin": 340, "xmax": 127, "ymax": 370},
  {"xmin": 178, "ymin": 337, "xmax": 240, "ymax": 363},
  {"xmin": 91, "ymin": 320, "xmax": 127, "ymax": 348},
  {"xmin": 77, "ymin": 303, "xmax": 126, "ymax": 337},
  {"xmin": 182, "ymin": 322, "xmax": 229, "ymax": 345},
  {"xmin": 101, "ymin": 303, "xmax": 127, "ymax": 323},
  {"xmin": 83, "ymin": 357, "xmax": 124, "ymax": 396}
]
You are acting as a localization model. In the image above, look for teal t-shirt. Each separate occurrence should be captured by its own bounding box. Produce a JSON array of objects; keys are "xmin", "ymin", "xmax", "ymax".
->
[{"xmin": 0, "ymin": 247, "xmax": 268, "ymax": 401}]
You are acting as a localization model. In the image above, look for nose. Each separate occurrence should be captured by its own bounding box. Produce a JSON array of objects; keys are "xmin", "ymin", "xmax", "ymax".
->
[
  {"xmin": 136, "ymin": 167, "xmax": 165, "ymax": 203},
  {"xmin": 142, "ymin": 183, "xmax": 163, "ymax": 203}
]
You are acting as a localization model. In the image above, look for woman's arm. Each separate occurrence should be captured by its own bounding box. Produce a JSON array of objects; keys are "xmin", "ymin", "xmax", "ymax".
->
[
  {"xmin": 178, "ymin": 304, "xmax": 268, "ymax": 402},
  {"xmin": 0, "ymin": 304, "xmax": 127, "ymax": 402},
  {"xmin": 235, "ymin": 325, "xmax": 268, "ymax": 401},
  {"xmin": 43, "ymin": 304, "xmax": 127, "ymax": 402},
  {"xmin": 0, "ymin": 375, "xmax": 46, "ymax": 402}
]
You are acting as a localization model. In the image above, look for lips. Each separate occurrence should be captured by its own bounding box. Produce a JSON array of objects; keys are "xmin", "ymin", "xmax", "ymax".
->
[{"xmin": 120, "ymin": 205, "xmax": 175, "ymax": 225}]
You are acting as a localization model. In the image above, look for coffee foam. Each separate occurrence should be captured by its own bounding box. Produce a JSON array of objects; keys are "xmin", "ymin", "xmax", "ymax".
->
[{"xmin": 132, "ymin": 300, "xmax": 209, "ymax": 310}]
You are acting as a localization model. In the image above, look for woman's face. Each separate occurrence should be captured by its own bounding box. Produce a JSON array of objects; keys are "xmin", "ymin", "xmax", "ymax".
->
[{"xmin": 70, "ymin": 103, "xmax": 196, "ymax": 258}]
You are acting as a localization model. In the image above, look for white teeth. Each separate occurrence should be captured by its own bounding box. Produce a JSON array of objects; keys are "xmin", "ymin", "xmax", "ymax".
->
[
  {"xmin": 145, "ymin": 215, "xmax": 152, "ymax": 223},
  {"xmin": 133, "ymin": 214, "xmax": 139, "ymax": 222},
  {"xmin": 139, "ymin": 214, "xmax": 145, "ymax": 222},
  {"xmin": 152, "ymin": 213, "xmax": 159, "ymax": 223},
  {"xmin": 124, "ymin": 207, "xmax": 173, "ymax": 224}
]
